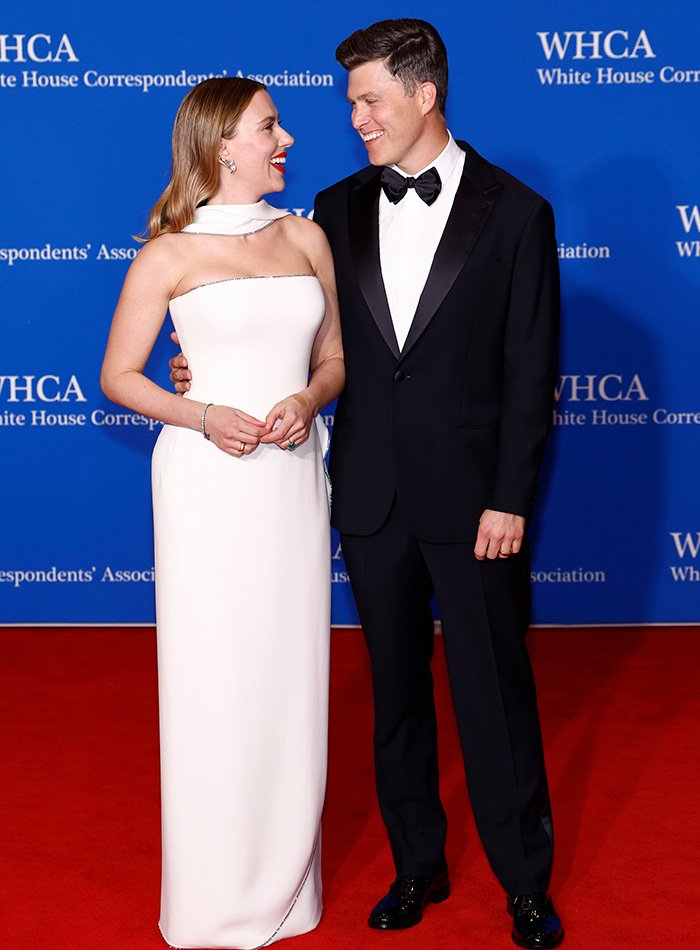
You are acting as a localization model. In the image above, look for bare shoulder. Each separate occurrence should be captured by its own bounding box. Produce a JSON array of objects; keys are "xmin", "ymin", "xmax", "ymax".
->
[
  {"xmin": 120, "ymin": 232, "xmax": 188, "ymax": 300},
  {"xmin": 127, "ymin": 232, "xmax": 178, "ymax": 269},
  {"xmin": 129, "ymin": 232, "xmax": 193, "ymax": 278},
  {"xmin": 278, "ymin": 213, "xmax": 330, "ymax": 256}
]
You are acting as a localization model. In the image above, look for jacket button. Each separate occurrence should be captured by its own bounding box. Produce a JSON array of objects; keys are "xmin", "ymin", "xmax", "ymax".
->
[{"xmin": 393, "ymin": 370, "xmax": 406, "ymax": 382}]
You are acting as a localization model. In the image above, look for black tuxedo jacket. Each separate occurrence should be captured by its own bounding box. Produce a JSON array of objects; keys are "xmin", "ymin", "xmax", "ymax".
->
[{"xmin": 314, "ymin": 142, "xmax": 560, "ymax": 543}]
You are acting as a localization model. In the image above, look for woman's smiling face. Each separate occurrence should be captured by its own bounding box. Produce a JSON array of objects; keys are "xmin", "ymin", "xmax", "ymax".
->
[{"xmin": 219, "ymin": 89, "xmax": 294, "ymax": 200}]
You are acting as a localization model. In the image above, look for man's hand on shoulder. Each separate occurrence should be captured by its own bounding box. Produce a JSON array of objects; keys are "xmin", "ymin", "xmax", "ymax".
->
[
  {"xmin": 169, "ymin": 330, "xmax": 191, "ymax": 393},
  {"xmin": 474, "ymin": 509, "xmax": 526, "ymax": 561}
]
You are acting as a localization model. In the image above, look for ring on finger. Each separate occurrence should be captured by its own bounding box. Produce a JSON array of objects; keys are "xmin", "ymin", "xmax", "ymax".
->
[
  {"xmin": 288, "ymin": 440, "xmax": 296, "ymax": 452},
  {"xmin": 498, "ymin": 548, "xmax": 511, "ymax": 558},
  {"xmin": 240, "ymin": 442, "xmax": 246, "ymax": 453}
]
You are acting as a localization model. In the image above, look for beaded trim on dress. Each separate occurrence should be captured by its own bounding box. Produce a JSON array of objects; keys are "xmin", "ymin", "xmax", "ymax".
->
[
  {"xmin": 252, "ymin": 833, "xmax": 320, "ymax": 950},
  {"xmin": 173, "ymin": 275, "xmax": 316, "ymax": 300}
]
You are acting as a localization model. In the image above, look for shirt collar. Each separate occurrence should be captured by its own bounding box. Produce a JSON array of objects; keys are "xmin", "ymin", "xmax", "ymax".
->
[{"xmin": 389, "ymin": 131, "xmax": 463, "ymax": 182}]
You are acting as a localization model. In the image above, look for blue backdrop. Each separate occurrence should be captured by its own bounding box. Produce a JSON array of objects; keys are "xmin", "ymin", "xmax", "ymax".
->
[{"xmin": 1, "ymin": 0, "xmax": 699, "ymax": 625}]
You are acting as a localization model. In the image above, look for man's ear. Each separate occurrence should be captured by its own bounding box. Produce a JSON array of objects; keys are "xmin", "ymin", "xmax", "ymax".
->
[{"xmin": 419, "ymin": 82, "xmax": 438, "ymax": 115}]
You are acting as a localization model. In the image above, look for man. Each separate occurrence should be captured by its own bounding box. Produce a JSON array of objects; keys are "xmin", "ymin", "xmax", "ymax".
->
[
  {"xmin": 316, "ymin": 19, "xmax": 561, "ymax": 948},
  {"xmin": 173, "ymin": 19, "xmax": 563, "ymax": 947}
]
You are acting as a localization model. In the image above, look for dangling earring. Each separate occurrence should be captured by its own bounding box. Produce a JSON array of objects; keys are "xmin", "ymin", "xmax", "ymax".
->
[{"xmin": 220, "ymin": 157, "xmax": 236, "ymax": 174}]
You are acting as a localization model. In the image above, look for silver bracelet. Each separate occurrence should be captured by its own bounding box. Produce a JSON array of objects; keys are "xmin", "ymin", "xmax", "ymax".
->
[{"xmin": 201, "ymin": 403, "xmax": 213, "ymax": 440}]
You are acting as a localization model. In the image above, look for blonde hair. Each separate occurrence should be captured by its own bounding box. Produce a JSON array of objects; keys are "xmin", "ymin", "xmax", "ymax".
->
[{"xmin": 143, "ymin": 77, "xmax": 265, "ymax": 241}]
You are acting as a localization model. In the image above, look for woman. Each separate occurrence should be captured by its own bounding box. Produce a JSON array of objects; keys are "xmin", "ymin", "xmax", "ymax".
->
[{"xmin": 101, "ymin": 78, "xmax": 344, "ymax": 949}]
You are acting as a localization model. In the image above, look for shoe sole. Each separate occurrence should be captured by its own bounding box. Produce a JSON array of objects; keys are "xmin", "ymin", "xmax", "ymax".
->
[{"xmin": 368, "ymin": 883, "xmax": 451, "ymax": 930}]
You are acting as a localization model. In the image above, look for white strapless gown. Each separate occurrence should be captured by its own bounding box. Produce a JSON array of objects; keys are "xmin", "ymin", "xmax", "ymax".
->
[{"xmin": 152, "ymin": 271, "xmax": 330, "ymax": 949}]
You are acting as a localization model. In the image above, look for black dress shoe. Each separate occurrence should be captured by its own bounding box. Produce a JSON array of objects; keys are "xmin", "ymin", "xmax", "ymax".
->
[
  {"xmin": 508, "ymin": 892, "xmax": 564, "ymax": 948},
  {"xmin": 368, "ymin": 868, "xmax": 450, "ymax": 929}
]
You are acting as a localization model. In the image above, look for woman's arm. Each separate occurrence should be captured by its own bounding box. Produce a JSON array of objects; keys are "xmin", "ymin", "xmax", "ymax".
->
[
  {"xmin": 101, "ymin": 238, "xmax": 268, "ymax": 455},
  {"xmin": 101, "ymin": 237, "xmax": 197, "ymax": 426}
]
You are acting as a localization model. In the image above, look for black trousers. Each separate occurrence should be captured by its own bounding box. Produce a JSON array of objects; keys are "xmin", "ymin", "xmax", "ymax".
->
[{"xmin": 340, "ymin": 497, "xmax": 554, "ymax": 896}]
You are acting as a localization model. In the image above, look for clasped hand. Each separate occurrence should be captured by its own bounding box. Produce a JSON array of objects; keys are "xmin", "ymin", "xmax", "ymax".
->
[
  {"xmin": 169, "ymin": 335, "xmax": 312, "ymax": 457},
  {"xmin": 203, "ymin": 398, "xmax": 313, "ymax": 457}
]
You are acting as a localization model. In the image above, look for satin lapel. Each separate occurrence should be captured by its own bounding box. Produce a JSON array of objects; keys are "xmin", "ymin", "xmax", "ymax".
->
[
  {"xmin": 400, "ymin": 174, "xmax": 503, "ymax": 359},
  {"xmin": 348, "ymin": 171, "xmax": 400, "ymax": 359}
]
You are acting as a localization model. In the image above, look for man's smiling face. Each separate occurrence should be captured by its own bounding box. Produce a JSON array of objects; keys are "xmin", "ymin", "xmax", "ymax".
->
[{"xmin": 346, "ymin": 59, "xmax": 431, "ymax": 174}]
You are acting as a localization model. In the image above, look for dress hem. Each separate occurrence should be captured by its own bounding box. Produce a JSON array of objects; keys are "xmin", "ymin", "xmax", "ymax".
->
[{"xmin": 158, "ymin": 830, "xmax": 321, "ymax": 950}]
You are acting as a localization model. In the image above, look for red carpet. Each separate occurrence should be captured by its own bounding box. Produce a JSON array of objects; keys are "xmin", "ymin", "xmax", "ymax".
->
[{"xmin": 2, "ymin": 626, "xmax": 699, "ymax": 949}]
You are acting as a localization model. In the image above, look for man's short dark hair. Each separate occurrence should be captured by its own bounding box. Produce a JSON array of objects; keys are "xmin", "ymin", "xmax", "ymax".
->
[{"xmin": 336, "ymin": 18, "xmax": 448, "ymax": 116}]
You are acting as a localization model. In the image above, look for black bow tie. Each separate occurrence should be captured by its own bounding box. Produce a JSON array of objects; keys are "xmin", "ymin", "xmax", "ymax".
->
[{"xmin": 380, "ymin": 166, "xmax": 442, "ymax": 206}]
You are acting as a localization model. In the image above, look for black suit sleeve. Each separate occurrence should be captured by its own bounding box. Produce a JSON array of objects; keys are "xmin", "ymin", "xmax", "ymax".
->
[
  {"xmin": 489, "ymin": 199, "xmax": 560, "ymax": 517},
  {"xmin": 313, "ymin": 191, "xmax": 330, "ymax": 237}
]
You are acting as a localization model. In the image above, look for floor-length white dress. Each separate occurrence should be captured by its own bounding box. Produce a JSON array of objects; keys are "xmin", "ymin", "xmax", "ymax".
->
[{"xmin": 151, "ymin": 202, "xmax": 330, "ymax": 950}]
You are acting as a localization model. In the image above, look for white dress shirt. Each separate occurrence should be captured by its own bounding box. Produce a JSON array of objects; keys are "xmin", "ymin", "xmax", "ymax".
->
[{"xmin": 379, "ymin": 132, "xmax": 466, "ymax": 350}]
